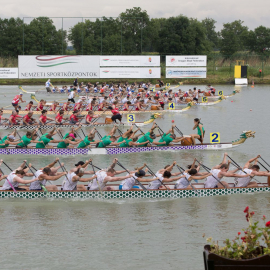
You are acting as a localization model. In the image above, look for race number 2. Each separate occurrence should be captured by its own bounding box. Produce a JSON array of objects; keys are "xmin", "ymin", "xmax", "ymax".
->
[
  {"xmin": 210, "ymin": 132, "xmax": 220, "ymax": 144},
  {"xmin": 218, "ymin": 90, "xmax": 223, "ymax": 96},
  {"xmin": 168, "ymin": 103, "xmax": 175, "ymax": 110},
  {"xmin": 127, "ymin": 114, "xmax": 135, "ymax": 123},
  {"xmin": 202, "ymin": 97, "xmax": 208, "ymax": 103}
]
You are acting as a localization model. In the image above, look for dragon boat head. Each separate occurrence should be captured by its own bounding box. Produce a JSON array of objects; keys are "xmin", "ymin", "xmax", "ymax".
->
[
  {"xmin": 151, "ymin": 113, "xmax": 162, "ymax": 119},
  {"xmin": 240, "ymin": 130, "xmax": 256, "ymax": 139}
]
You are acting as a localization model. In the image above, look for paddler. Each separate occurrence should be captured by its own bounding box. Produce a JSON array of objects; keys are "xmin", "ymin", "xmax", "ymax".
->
[
  {"xmin": 55, "ymin": 110, "xmax": 68, "ymax": 125},
  {"xmin": 1, "ymin": 169, "xmax": 39, "ymax": 191},
  {"xmin": 77, "ymin": 128, "xmax": 100, "ymax": 148},
  {"xmin": 87, "ymin": 158, "xmax": 132, "ymax": 191},
  {"xmin": 39, "ymin": 110, "xmax": 55, "ymax": 125},
  {"xmin": 29, "ymin": 167, "xmax": 66, "ymax": 191},
  {"xmin": 49, "ymin": 101, "xmax": 59, "ymax": 114},
  {"xmin": 9, "ymin": 110, "xmax": 23, "ymax": 126},
  {"xmin": 85, "ymin": 111, "xmax": 98, "ymax": 124},
  {"xmin": 36, "ymin": 128, "xmax": 64, "ymax": 149},
  {"xmin": 23, "ymin": 111, "xmax": 37, "ymax": 126},
  {"xmin": 25, "ymin": 101, "xmax": 35, "ymax": 111},
  {"xmin": 12, "ymin": 92, "xmax": 25, "ymax": 110},
  {"xmin": 108, "ymin": 106, "xmax": 122, "ymax": 123},
  {"xmin": 190, "ymin": 118, "xmax": 205, "ymax": 145},
  {"xmin": 45, "ymin": 79, "xmax": 52, "ymax": 92},
  {"xmin": 16, "ymin": 129, "xmax": 40, "ymax": 149},
  {"xmin": 36, "ymin": 99, "xmax": 46, "ymax": 111},
  {"xmin": 0, "ymin": 110, "xmax": 8, "ymax": 124},
  {"xmin": 57, "ymin": 127, "xmax": 83, "ymax": 148},
  {"xmin": 0, "ymin": 131, "xmax": 23, "ymax": 148},
  {"xmin": 62, "ymin": 101, "xmax": 73, "ymax": 111},
  {"xmin": 62, "ymin": 168, "xmax": 97, "ymax": 191},
  {"xmin": 157, "ymin": 125, "xmax": 184, "ymax": 146},
  {"xmin": 69, "ymin": 110, "xmax": 82, "ymax": 125}
]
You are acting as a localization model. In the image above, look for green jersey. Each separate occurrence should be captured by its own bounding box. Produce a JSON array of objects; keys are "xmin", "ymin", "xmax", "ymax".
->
[
  {"xmin": 197, "ymin": 124, "xmax": 205, "ymax": 136},
  {"xmin": 17, "ymin": 135, "xmax": 32, "ymax": 147},
  {"xmin": 36, "ymin": 135, "xmax": 54, "ymax": 148},
  {"xmin": 158, "ymin": 133, "xmax": 173, "ymax": 146},
  {"xmin": 98, "ymin": 137, "xmax": 112, "ymax": 148},
  {"xmin": 78, "ymin": 136, "xmax": 94, "ymax": 148},
  {"xmin": 57, "ymin": 132, "xmax": 73, "ymax": 148},
  {"xmin": 137, "ymin": 132, "xmax": 153, "ymax": 147},
  {"xmin": 120, "ymin": 138, "xmax": 132, "ymax": 147}
]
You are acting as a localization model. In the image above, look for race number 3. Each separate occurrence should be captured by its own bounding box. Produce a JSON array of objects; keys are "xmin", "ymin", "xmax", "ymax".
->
[
  {"xmin": 218, "ymin": 90, "xmax": 223, "ymax": 96},
  {"xmin": 127, "ymin": 114, "xmax": 135, "ymax": 123},
  {"xmin": 168, "ymin": 103, "xmax": 175, "ymax": 110},
  {"xmin": 202, "ymin": 97, "xmax": 208, "ymax": 103},
  {"xmin": 210, "ymin": 132, "xmax": 220, "ymax": 144}
]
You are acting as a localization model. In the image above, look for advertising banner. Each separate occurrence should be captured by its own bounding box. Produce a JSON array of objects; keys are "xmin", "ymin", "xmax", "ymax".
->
[
  {"xmin": 18, "ymin": 55, "xmax": 100, "ymax": 79},
  {"xmin": 0, "ymin": 68, "xmax": 18, "ymax": 78},
  {"xmin": 100, "ymin": 56, "xmax": 160, "ymax": 67},
  {"xmin": 166, "ymin": 68, "xmax": 207, "ymax": 78},
  {"xmin": 100, "ymin": 67, "xmax": 161, "ymax": 78},
  {"xmin": 166, "ymin": 55, "xmax": 207, "ymax": 66}
]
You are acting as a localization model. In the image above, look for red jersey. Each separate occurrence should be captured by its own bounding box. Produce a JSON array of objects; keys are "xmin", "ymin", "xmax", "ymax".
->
[
  {"xmin": 39, "ymin": 115, "xmax": 47, "ymax": 124},
  {"xmin": 10, "ymin": 114, "xmax": 22, "ymax": 124},
  {"xmin": 12, "ymin": 95, "xmax": 20, "ymax": 105},
  {"xmin": 25, "ymin": 104, "xmax": 33, "ymax": 111},
  {"xmin": 70, "ymin": 114, "xmax": 78, "ymax": 122},
  {"xmin": 49, "ymin": 104, "xmax": 57, "ymax": 111},
  {"xmin": 86, "ymin": 115, "xmax": 93, "ymax": 122},
  {"xmin": 23, "ymin": 114, "xmax": 31, "ymax": 123},
  {"xmin": 86, "ymin": 104, "xmax": 92, "ymax": 111},
  {"xmin": 36, "ymin": 103, "xmax": 44, "ymax": 111},
  {"xmin": 62, "ymin": 103, "xmax": 69, "ymax": 111},
  {"xmin": 55, "ymin": 113, "xmax": 63, "ymax": 123},
  {"xmin": 74, "ymin": 103, "xmax": 82, "ymax": 110},
  {"xmin": 111, "ymin": 109, "xmax": 119, "ymax": 115},
  {"xmin": 98, "ymin": 103, "xmax": 104, "ymax": 111}
]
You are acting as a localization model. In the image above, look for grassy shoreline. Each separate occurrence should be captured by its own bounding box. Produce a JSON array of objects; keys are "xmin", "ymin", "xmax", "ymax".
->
[{"xmin": 0, "ymin": 76, "xmax": 268, "ymax": 85}]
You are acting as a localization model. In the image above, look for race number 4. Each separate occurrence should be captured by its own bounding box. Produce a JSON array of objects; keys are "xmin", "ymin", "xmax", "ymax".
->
[
  {"xmin": 166, "ymin": 83, "xmax": 170, "ymax": 87},
  {"xmin": 168, "ymin": 103, "xmax": 175, "ymax": 110},
  {"xmin": 210, "ymin": 132, "xmax": 220, "ymax": 144},
  {"xmin": 127, "ymin": 114, "xmax": 135, "ymax": 123},
  {"xmin": 202, "ymin": 97, "xmax": 208, "ymax": 103},
  {"xmin": 218, "ymin": 90, "xmax": 223, "ymax": 96},
  {"xmin": 150, "ymin": 87, "xmax": 155, "ymax": 92}
]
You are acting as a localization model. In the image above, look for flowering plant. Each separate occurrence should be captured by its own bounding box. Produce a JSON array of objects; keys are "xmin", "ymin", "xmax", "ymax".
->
[{"xmin": 204, "ymin": 206, "xmax": 270, "ymax": 260}]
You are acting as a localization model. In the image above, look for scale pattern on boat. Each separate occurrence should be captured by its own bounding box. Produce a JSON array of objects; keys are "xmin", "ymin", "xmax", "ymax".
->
[{"xmin": 0, "ymin": 187, "xmax": 268, "ymax": 199}]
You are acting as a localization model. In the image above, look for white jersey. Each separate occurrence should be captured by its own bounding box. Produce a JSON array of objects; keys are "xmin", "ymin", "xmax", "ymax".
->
[
  {"xmin": 1, "ymin": 172, "xmax": 19, "ymax": 190},
  {"xmin": 121, "ymin": 173, "xmax": 138, "ymax": 190},
  {"xmin": 175, "ymin": 172, "xmax": 190, "ymax": 189},
  {"xmin": 62, "ymin": 172, "xmax": 77, "ymax": 191},
  {"xmin": 147, "ymin": 172, "xmax": 163, "ymax": 190},
  {"xmin": 205, "ymin": 169, "xmax": 222, "ymax": 188},
  {"xmin": 68, "ymin": 91, "xmax": 75, "ymax": 99},
  {"xmin": 45, "ymin": 80, "xmax": 51, "ymax": 87},
  {"xmin": 235, "ymin": 168, "xmax": 252, "ymax": 187},
  {"xmin": 88, "ymin": 171, "xmax": 107, "ymax": 191},
  {"xmin": 29, "ymin": 170, "xmax": 45, "ymax": 190}
]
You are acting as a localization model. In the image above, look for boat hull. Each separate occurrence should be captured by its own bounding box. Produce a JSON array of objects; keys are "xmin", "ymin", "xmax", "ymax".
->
[
  {"xmin": 0, "ymin": 143, "xmax": 238, "ymax": 155},
  {"xmin": 0, "ymin": 186, "xmax": 268, "ymax": 200}
]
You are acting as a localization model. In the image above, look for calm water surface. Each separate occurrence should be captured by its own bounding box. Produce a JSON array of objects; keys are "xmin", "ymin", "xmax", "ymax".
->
[{"xmin": 0, "ymin": 84, "xmax": 269, "ymax": 269}]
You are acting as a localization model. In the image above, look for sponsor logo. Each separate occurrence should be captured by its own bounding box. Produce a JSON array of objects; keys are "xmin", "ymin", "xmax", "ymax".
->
[
  {"xmin": 102, "ymin": 59, "xmax": 110, "ymax": 61},
  {"xmin": 149, "ymin": 57, "xmax": 152, "ymax": 62},
  {"xmin": 149, "ymin": 69, "xmax": 152, "ymax": 74},
  {"xmin": 170, "ymin": 58, "xmax": 175, "ymax": 63},
  {"xmin": 36, "ymin": 55, "xmax": 79, "ymax": 68},
  {"xmin": 102, "ymin": 70, "xmax": 110, "ymax": 73}
]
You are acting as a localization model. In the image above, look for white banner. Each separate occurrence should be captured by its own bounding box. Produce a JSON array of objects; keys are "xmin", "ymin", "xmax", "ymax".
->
[
  {"xmin": 166, "ymin": 55, "xmax": 207, "ymax": 66},
  {"xmin": 100, "ymin": 67, "xmax": 161, "ymax": 78},
  {"xmin": 166, "ymin": 68, "xmax": 207, "ymax": 78},
  {"xmin": 18, "ymin": 55, "xmax": 100, "ymax": 79},
  {"xmin": 100, "ymin": 56, "xmax": 160, "ymax": 67},
  {"xmin": 0, "ymin": 68, "xmax": 18, "ymax": 78}
]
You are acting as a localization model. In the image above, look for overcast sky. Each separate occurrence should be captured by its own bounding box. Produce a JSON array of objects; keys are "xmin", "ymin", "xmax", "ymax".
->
[{"xmin": 1, "ymin": 0, "xmax": 270, "ymax": 31}]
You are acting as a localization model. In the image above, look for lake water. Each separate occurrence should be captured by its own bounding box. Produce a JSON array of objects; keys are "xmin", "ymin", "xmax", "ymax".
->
[{"xmin": 0, "ymin": 84, "xmax": 269, "ymax": 269}]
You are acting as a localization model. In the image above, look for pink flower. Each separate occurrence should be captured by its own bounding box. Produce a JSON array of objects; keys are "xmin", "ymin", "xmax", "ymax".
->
[
  {"xmin": 266, "ymin": 221, "xmax": 270, "ymax": 227},
  {"xmin": 244, "ymin": 206, "xmax": 249, "ymax": 213},
  {"xmin": 262, "ymin": 215, "xmax": 266, "ymax": 220},
  {"xmin": 250, "ymin": 211, "xmax": 255, "ymax": 216}
]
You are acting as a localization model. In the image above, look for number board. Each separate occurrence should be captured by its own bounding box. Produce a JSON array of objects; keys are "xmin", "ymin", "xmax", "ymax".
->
[
  {"xmin": 150, "ymin": 87, "xmax": 155, "ymax": 92},
  {"xmin": 218, "ymin": 90, "xmax": 223, "ymax": 96},
  {"xmin": 202, "ymin": 97, "xmax": 208, "ymax": 103},
  {"xmin": 166, "ymin": 83, "xmax": 170, "ymax": 87},
  {"xmin": 127, "ymin": 114, "xmax": 135, "ymax": 123},
  {"xmin": 210, "ymin": 132, "xmax": 220, "ymax": 144},
  {"xmin": 168, "ymin": 103, "xmax": 175, "ymax": 110}
]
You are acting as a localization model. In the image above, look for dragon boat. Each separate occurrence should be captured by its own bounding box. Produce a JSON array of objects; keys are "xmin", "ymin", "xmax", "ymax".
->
[
  {"xmin": 0, "ymin": 113, "xmax": 162, "ymax": 130},
  {"xmin": 0, "ymin": 182, "xmax": 268, "ymax": 200},
  {"xmin": 0, "ymin": 131, "xmax": 255, "ymax": 156}
]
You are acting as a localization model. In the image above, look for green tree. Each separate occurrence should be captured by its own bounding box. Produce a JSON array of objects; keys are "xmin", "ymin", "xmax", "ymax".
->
[
  {"xmin": 24, "ymin": 17, "xmax": 67, "ymax": 55},
  {"xmin": 201, "ymin": 18, "xmax": 219, "ymax": 50},
  {"xmin": 219, "ymin": 20, "xmax": 248, "ymax": 57}
]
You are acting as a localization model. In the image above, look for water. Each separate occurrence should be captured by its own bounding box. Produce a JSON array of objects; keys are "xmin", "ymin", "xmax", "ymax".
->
[{"xmin": 0, "ymin": 84, "xmax": 269, "ymax": 269}]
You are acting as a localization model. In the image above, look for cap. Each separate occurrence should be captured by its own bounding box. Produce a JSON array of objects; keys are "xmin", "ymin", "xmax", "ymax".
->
[
  {"xmin": 69, "ymin": 133, "xmax": 75, "ymax": 139},
  {"xmin": 9, "ymin": 135, "xmax": 15, "ymax": 140},
  {"xmin": 75, "ymin": 161, "xmax": 85, "ymax": 166},
  {"xmin": 135, "ymin": 170, "xmax": 146, "ymax": 177},
  {"xmin": 20, "ymin": 92, "xmax": 23, "ymax": 95}
]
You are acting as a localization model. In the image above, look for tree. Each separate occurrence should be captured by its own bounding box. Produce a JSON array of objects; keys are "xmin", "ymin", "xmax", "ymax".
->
[
  {"xmin": 246, "ymin": 26, "xmax": 270, "ymax": 55},
  {"xmin": 24, "ymin": 17, "xmax": 67, "ymax": 55},
  {"xmin": 201, "ymin": 18, "xmax": 219, "ymax": 50},
  {"xmin": 219, "ymin": 20, "xmax": 249, "ymax": 57}
]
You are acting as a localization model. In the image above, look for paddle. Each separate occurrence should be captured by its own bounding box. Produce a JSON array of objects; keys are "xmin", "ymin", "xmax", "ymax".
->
[
  {"xmin": 144, "ymin": 164, "xmax": 168, "ymax": 190},
  {"xmin": 260, "ymin": 156, "xmax": 270, "ymax": 169},
  {"xmin": 134, "ymin": 123, "xmax": 152, "ymax": 146},
  {"xmin": 116, "ymin": 160, "xmax": 147, "ymax": 191},
  {"xmin": 195, "ymin": 160, "xmax": 226, "ymax": 188},
  {"xmin": 57, "ymin": 160, "xmax": 73, "ymax": 189},
  {"xmin": 25, "ymin": 162, "xmax": 50, "ymax": 195},
  {"xmin": 227, "ymin": 155, "xmax": 266, "ymax": 187},
  {"xmin": 176, "ymin": 165, "xmax": 197, "ymax": 192},
  {"xmin": 89, "ymin": 161, "xmax": 102, "ymax": 193},
  {"xmin": 0, "ymin": 165, "xmax": 17, "ymax": 193},
  {"xmin": 174, "ymin": 125, "xmax": 192, "ymax": 145}
]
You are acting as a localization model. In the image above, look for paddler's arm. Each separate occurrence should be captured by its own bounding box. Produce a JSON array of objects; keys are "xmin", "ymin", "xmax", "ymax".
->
[
  {"xmin": 199, "ymin": 124, "xmax": 204, "ymax": 141},
  {"xmin": 123, "ymin": 124, "xmax": 134, "ymax": 137},
  {"xmin": 81, "ymin": 159, "xmax": 92, "ymax": 169},
  {"xmin": 46, "ymin": 158, "xmax": 59, "ymax": 168},
  {"xmin": 0, "ymin": 175, "xmax": 8, "ymax": 181},
  {"xmin": 221, "ymin": 152, "xmax": 228, "ymax": 165},
  {"xmin": 166, "ymin": 161, "xmax": 176, "ymax": 172},
  {"xmin": 243, "ymin": 155, "xmax": 260, "ymax": 169},
  {"xmin": 108, "ymin": 158, "xmax": 118, "ymax": 171},
  {"xmin": 135, "ymin": 163, "xmax": 146, "ymax": 171},
  {"xmin": 74, "ymin": 125, "xmax": 82, "ymax": 132},
  {"xmin": 76, "ymin": 175, "xmax": 97, "ymax": 182}
]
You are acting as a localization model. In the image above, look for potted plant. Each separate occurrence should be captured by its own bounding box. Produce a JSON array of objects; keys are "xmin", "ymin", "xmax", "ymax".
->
[{"xmin": 203, "ymin": 206, "xmax": 270, "ymax": 270}]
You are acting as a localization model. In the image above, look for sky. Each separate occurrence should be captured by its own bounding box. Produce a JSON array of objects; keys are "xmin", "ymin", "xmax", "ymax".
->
[{"xmin": 1, "ymin": 0, "xmax": 270, "ymax": 31}]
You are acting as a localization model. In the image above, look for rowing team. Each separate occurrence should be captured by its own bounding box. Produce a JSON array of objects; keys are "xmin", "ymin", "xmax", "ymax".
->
[
  {"xmin": 0, "ymin": 153, "xmax": 268, "ymax": 192},
  {"xmin": 0, "ymin": 120, "xmax": 205, "ymax": 149}
]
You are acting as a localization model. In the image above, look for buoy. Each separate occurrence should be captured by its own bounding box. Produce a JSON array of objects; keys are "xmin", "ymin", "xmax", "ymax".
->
[
  {"xmin": 231, "ymin": 101, "xmax": 233, "ymax": 102},
  {"xmin": 172, "ymin": 120, "xmax": 175, "ymax": 123},
  {"xmin": 250, "ymin": 109, "xmax": 252, "ymax": 111},
  {"xmin": 251, "ymin": 85, "xmax": 254, "ymax": 88}
]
